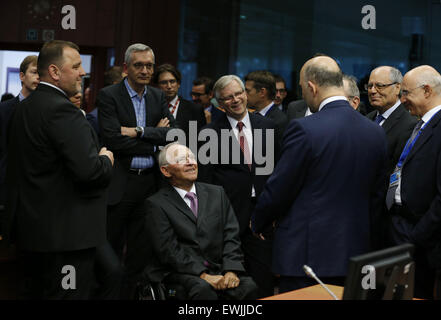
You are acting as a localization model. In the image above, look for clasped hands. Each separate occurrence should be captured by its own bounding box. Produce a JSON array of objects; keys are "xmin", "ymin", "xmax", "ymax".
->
[
  {"xmin": 121, "ymin": 117, "xmax": 170, "ymax": 137},
  {"xmin": 200, "ymin": 271, "xmax": 240, "ymax": 290}
]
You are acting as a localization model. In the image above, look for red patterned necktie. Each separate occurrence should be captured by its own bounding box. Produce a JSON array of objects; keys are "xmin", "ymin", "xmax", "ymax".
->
[{"xmin": 237, "ymin": 121, "xmax": 252, "ymax": 170}]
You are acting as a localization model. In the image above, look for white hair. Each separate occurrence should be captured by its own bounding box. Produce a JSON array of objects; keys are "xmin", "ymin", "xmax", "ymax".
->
[
  {"xmin": 213, "ymin": 75, "xmax": 245, "ymax": 100},
  {"xmin": 124, "ymin": 43, "xmax": 155, "ymax": 64}
]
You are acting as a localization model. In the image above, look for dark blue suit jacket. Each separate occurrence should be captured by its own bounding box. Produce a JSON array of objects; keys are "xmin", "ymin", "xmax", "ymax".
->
[
  {"xmin": 252, "ymin": 100, "xmax": 388, "ymax": 277},
  {"xmin": 0, "ymin": 96, "xmax": 19, "ymax": 205}
]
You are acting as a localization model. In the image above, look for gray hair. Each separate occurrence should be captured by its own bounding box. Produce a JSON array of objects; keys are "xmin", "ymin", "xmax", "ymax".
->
[
  {"xmin": 158, "ymin": 142, "xmax": 181, "ymax": 167},
  {"xmin": 124, "ymin": 43, "xmax": 155, "ymax": 64},
  {"xmin": 417, "ymin": 74, "xmax": 441, "ymax": 95},
  {"xmin": 342, "ymin": 74, "xmax": 360, "ymax": 98},
  {"xmin": 213, "ymin": 75, "xmax": 245, "ymax": 100},
  {"xmin": 371, "ymin": 66, "xmax": 403, "ymax": 84}
]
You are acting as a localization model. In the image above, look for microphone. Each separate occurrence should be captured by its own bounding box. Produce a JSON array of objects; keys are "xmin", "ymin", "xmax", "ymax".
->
[{"xmin": 303, "ymin": 265, "xmax": 339, "ymax": 300}]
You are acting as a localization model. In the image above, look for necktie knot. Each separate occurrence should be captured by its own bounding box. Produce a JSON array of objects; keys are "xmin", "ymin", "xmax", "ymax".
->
[
  {"xmin": 374, "ymin": 114, "xmax": 385, "ymax": 125},
  {"xmin": 237, "ymin": 121, "xmax": 244, "ymax": 132}
]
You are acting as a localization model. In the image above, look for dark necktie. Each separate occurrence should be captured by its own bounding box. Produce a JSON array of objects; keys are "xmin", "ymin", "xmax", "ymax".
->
[
  {"xmin": 374, "ymin": 114, "xmax": 384, "ymax": 125},
  {"xmin": 185, "ymin": 192, "xmax": 198, "ymax": 217},
  {"xmin": 237, "ymin": 121, "xmax": 252, "ymax": 170}
]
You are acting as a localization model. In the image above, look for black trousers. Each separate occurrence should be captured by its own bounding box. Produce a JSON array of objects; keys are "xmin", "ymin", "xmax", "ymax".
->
[
  {"xmin": 166, "ymin": 273, "xmax": 258, "ymax": 300},
  {"xmin": 107, "ymin": 171, "xmax": 157, "ymax": 298},
  {"xmin": 19, "ymin": 248, "xmax": 96, "ymax": 299}
]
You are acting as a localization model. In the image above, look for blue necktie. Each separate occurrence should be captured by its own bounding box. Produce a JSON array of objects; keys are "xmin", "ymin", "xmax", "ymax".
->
[{"xmin": 374, "ymin": 114, "xmax": 384, "ymax": 125}]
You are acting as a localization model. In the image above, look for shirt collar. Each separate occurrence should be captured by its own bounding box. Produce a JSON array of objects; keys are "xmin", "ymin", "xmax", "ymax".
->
[
  {"xmin": 124, "ymin": 78, "xmax": 146, "ymax": 99},
  {"xmin": 173, "ymin": 184, "xmax": 197, "ymax": 200},
  {"xmin": 318, "ymin": 96, "xmax": 348, "ymax": 112},
  {"xmin": 39, "ymin": 81, "xmax": 67, "ymax": 97},
  {"xmin": 169, "ymin": 95, "xmax": 179, "ymax": 106},
  {"xmin": 259, "ymin": 102, "xmax": 275, "ymax": 116},
  {"xmin": 227, "ymin": 111, "xmax": 251, "ymax": 130},
  {"xmin": 421, "ymin": 104, "xmax": 441, "ymax": 126},
  {"xmin": 378, "ymin": 100, "xmax": 401, "ymax": 119},
  {"xmin": 18, "ymin": 91, "xmax": 26, "ymax": 102}
]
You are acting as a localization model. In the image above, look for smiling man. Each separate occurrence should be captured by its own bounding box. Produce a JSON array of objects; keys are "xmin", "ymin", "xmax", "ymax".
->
[
  {"xmin": 5, "ymin": 40, "xmax": 114, "ymax": 299},
  {"xmin": 144, "ymin": 142, "xmax": 257, "ymax": 300},
  {"xmin": 366, "ymin": 66, "xmax": 417, "ymax": 176}
]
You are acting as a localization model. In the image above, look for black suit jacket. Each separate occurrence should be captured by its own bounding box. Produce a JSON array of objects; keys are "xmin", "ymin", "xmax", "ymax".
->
[
  {"xmin": 0, "ymin": 96, "xmax": 19, "ymax": 206},
  {"xmin": 174, "ymin": 97, "xmax": 206, "ymax": 146},
  {"xmin": 97, "ymin": 80, "xmax": 176, "ymax": 205},
  {"xmin": 367, "ymin": 104, "xmax": 418, "ymax": 176},
  {"xmin": 198, "ymin": 112, "xmax": 278, "ymax": 236},
  {"xmin": 392, "ymin": 109, "xmax": 441, "ymax": 268},
  {"xmin": 265, "ymin": 104, "xmax": 288, "ymax": 146},
  {"xmin": 144, "ymin": 182, "xmax": 245, "ymax": 282},
  {"xmin": 286, "ymin": 99, "xmax": 309, "ymax": 121},
  {"xmin": 5, "ymin": 84, "xmax": 113, "ymax": 252}
]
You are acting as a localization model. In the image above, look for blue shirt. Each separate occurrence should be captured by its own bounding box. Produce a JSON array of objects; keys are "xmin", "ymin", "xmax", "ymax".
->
[{"xmin": 124, "ymin": 79, "xmax": 155, "ymax": 169}]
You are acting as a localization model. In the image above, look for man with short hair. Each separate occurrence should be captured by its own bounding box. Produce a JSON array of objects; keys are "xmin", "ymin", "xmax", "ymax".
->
[
  {"xmin": 198, "ymin": 75, "xmax": 278, "ymax": 298},
  {"xmin": 5, "ymin": 40, "xmax": 114, "ymax": 299},
  {"xmin": 0, "ymin": 55, "xmax": 40, "ymax": 235},
  {"xmin": 252, "ymin": 56, "xmax": 388, "ymax": 293},
  {"xmin": 153, "ymin": 64, "xmax": 206, "ymax": 145},
  {"xmin": 386, "ymin": 65, "xmax": 441, "ymax": 299},
  {"xmin": 366, "ymin": 66, "xmax": 418, "ymax": 177},
  {"xmin": 192, "ymin": 76, "xmax": 224, "ymax": 124},
  {"xmin": 144, "ymin": 142, "xmax": 258, "ymax": 300},
  {"xmin": 273, "ymin": 74, "xmax": 288, "ymax": 112},
  {"xmin": 245, "ymin": 70, "xmax": 288, "ymax": 146},
  {"xmin": 97, "ymin": 43, "xmax": 175, "ymax": 298}
]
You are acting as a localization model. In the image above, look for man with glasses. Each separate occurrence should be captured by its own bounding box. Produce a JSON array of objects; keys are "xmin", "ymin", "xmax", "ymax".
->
[
  {"xmin": 97, "ymin": 43, "xmax": 175, "ymax": 298},
  {"xmin": 191, "ymin": 76, "xmax": 224, "ymax": 123},
  {"xmin": 198, "ymin": 75, "xmax": 278, "ymax": 298},
  {"xmin": 153, "ymin": 64, "xmax": 206, "ymax": 145},
  {"xmin": 273, "ymin": 74, "xmax": 289, "ymax": 113},
  {"xmin": 386, "ymin": 65, "xmax": 441, "ymax": 299},
  {"xmin": 366, "ymin": 66, "xmax": 418, "ymax": 177}
]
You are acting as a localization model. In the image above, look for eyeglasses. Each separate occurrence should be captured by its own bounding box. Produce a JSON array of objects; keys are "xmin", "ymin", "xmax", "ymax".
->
[
  {"xmin": 217, "ymin": 90, "xmax": 245, "ymax": 103},
  {"xmin": 401, "ymin": 85, "xmax": 425, "ymax": 97},
  {"xmin": 276, "ymin": 89, "xmax": 286, "ymax": 94},
  {"xmin": 132, "ymin": 62, "xmax": 155, "ymax": 71},
  {"xmin": 190, "ymin": 91, "xmax": 207, "ymax": 98},
  {"xmin": 171, "ymin": 153, "xmax": 196, "ymax": 165},
  {"xmin": 158, "ymin": 79, "xmax": 177, "ymax": 86},
  {"xmin": 365, "ymin": 82, "xmax": 397, "ymax": 91}
]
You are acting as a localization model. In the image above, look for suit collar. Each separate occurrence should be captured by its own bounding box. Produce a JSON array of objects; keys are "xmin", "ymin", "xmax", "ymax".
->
[
  {"xmin": 318, "ymin": 96, "xmax": 348, "ymax": 111},
  {"xmin": 37, "ymin": 82, "xmax": 69, "ymax": 100},
  {"xmin": 163, "ymin": 183, "xmax": 197, "ymax": 224},
  {"xmin": 382, "ymin": 104, "xmax": 406, "ymax": 133}
]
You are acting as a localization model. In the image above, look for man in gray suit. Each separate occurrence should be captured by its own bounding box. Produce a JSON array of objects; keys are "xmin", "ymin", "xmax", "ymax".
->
[{"xmin": 144, "ymin": 143, "xmax": 257, "ymax": 300}]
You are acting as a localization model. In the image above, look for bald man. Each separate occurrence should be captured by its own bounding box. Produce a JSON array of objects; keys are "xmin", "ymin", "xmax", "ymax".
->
[
  {"xmin": 251, "ymin": 56, "xmax": 388, "ymax": 292},
  {"xmin": 386, "ymin": 65, "xmax": 441, "ymax": 299}
]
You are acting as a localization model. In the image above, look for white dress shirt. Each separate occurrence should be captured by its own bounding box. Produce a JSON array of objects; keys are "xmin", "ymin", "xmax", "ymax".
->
[{"xmin": 173, "ymin": 184, "xmax": 197, "ymax": 210}]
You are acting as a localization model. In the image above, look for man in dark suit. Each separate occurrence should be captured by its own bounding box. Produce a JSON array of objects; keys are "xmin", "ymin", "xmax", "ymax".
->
[
  {"xmin": 386, "ymin": 65, "xmax": 441, "ymax": 299},
  {"xmin": 251, "ymin": 56, "xmax": 388, "ymax": 293},
  {"xmin": 144, "ymin": 143, "xmax": 257, "ymax": 300},
  {"xmin": 97, "ymin": 43, "xmax": 176, "ymax": 298},
  {"xmin": 245, "ymin": 70, "xmax": 288, "ymax": 147},
  {"xmin": 366, "ymin": 66, "xmax": 418, "ymax": 176},
  {"xmin": 273, "ymin": 74, "xmax": 288, "ymax": 113},
  {"xmin": 5, "ymin": 40, "xmax": 114, "ymax": 299},
  {"xmin": 191, "ymin": 76, "xmax": 224, "ymax": 124},
  {"xmin": 198, "ymin": 75, "xmax": 278, "ymax": 298},
  {"xmin": 0, "ymin": 55, "xmax": 39, "ymax": 235},
  {"xmin": 152, "ymin": 64, "xmax": 206, "ymax": 146}
]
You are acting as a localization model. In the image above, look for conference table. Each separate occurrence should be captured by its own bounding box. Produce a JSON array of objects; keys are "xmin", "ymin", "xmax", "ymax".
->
[{"xmin": 261, "ymin": 284, "xmax": 344, "ymax": 300}]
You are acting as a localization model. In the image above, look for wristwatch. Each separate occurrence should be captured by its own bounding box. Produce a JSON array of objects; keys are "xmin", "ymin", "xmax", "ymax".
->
[{"xmin": 135, "ymin": 126, "xmax": 144, "ymax": 137}]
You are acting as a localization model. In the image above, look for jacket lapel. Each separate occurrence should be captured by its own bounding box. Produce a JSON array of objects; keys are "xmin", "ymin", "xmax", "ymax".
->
[
  {"xmin": 164, "ymin": 185, "xmax": 197, "ymax": 224},
  {"xmin": 382, "ymin": 104, "xmax": 404, "ymax": 133},
  {"xmin": 119, "ymin": 80, "xmax": 137, "ymax": 126},
  {"xmin": 195, "ymin": 182, "xmax": 208, "ymax": 228}
]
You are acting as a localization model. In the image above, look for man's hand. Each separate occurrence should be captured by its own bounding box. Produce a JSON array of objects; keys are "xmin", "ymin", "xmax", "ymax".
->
[
  {"xmin": 156, "ymin": 117, "xmax": 170, "ymax": 128},
  {"xmin": 221, "ymin": 272, "xmax": 240, "ymax": 290},
  {"xmin": 249, "ymin": 220, "xmax": 266, "ymax": 240},
  {"xmin": 99, "ymin": 147, "xmax": 114, "ymax": 166},
  {"xmin": 204, "ymin": 109, "xmax": 212, "ymax": 124},
  {"xmin": 200, "ymin": 272, "xmax": 224, "ymax": 290},
  {"xmin": 121, "ymin": 126, "xmax": 137, "ymax": 138}
]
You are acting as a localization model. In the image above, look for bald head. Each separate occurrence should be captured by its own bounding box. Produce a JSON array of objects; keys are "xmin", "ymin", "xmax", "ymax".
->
[
  {"xmin": 401, "ymin": 65, "xmax": 441, "ymax": 117},
  {"xmin": 299, "ymin": 56, "xmax": 345, "ymax": 112}
]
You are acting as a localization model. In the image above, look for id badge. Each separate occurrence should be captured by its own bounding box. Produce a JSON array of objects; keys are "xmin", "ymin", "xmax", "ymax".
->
[{"xmin": 389, "ymin": 167, "xmax": 401, "ymax": 187}]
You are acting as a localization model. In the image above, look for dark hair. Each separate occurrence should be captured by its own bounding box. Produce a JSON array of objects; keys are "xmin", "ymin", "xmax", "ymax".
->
[
  {"xmin": 244, "ymin": 70, "xmax": 276, "ymax": 100},
  {"xmin": 193, "ymin": 76, "xmax": 214, "ymax": 94},
  {"xmin": 273, "ymin": 74, "xmax": 286, "ymax": 87},
  {"xmin": 104, "ymin": 66, "xmax": 123, "ymax": 87},
  {"xmin": 152, "ymin": 63, "xmax": 181, "ymax": 85},
  {"xmin": 20, "ymin": 55, "xmax": 38, "ymax": 74},
  {"xmin": 37, "ymin": 40, "xmax": 80, "ymax": 77},
  {"xmin": 304, "ymin": 65, "xmax": 343, "ymax": 88}
]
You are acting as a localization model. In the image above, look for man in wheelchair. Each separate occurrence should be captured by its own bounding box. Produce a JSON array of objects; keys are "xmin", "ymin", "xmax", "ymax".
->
[{"xmin": 143, "ymin": 143, "xmax": 258, "ymax": 300}]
